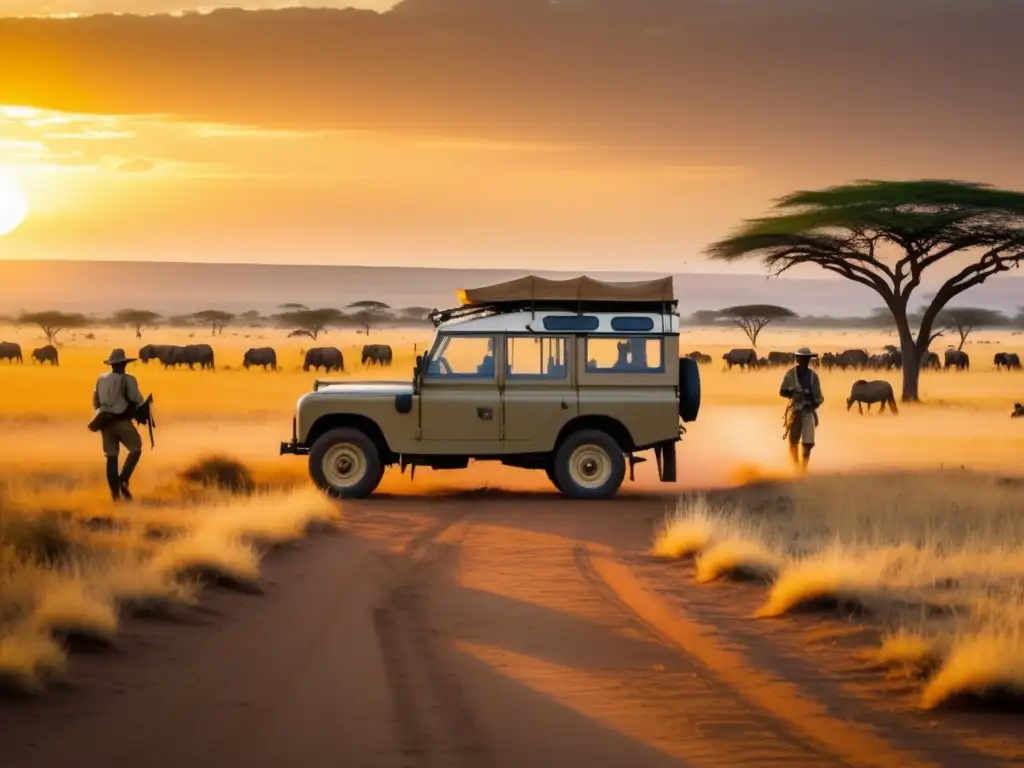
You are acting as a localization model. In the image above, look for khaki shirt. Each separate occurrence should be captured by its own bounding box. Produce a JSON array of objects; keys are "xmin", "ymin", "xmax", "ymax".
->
[
  {"xmin": 779, "ymin": 365, "xmax": 823, "ymax": 408},
  {"xmin": 93, "ymin": 372, "xmax": 145, "ymax": 415}
]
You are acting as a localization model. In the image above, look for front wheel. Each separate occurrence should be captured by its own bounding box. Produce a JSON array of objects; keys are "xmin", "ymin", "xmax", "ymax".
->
[
  {"xmin": 308, "ymin": 428, "xmax": 384, "ymax": 499},
  {"xmin": 553, "ymin": 430, "xmax": 625, "ymax": 500}
]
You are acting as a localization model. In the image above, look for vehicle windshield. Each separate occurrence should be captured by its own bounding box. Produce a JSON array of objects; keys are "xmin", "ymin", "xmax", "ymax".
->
[{"xmin": 425, "ymin": 334, "xmax": 495, "ymax": 378}]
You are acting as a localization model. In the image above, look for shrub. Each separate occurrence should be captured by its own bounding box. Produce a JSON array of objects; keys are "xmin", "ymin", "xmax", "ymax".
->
[{"xmin": 179, "ymin": 455, "xmax": 255, "ymax": 495}]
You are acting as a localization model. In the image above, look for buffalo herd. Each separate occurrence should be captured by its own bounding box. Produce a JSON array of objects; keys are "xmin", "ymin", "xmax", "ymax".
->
[{"xmin": 695, "ymin": 346, "xmax": 1021, "ymax": 374}]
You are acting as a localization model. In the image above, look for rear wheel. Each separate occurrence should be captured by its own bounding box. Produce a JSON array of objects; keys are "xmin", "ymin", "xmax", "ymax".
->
[
  {"xmin": 553, "ymin": 430, "xmax": 625, "ymax": 500},
  {"xmin": 544, "ymin": 463, "xmax": 563, "ymax": 493},
  {"xmin": 308, "ymin": 428, "xmax": 384, "ymax": 499}
]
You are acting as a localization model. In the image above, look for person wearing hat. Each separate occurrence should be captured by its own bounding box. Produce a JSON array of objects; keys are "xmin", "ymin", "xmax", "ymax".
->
[
  {"xmin": 779, "ymin": 347, "xmax": 824, "ymax": 469},
  {"xmin": 92, "ymin": 348, "xmax": 146, "ymax": 501}
]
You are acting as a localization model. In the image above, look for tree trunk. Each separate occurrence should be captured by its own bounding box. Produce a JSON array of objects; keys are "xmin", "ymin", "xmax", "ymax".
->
[{"xmin": 893, "ymin": 310, "xmax": 921, "ymax": 402}]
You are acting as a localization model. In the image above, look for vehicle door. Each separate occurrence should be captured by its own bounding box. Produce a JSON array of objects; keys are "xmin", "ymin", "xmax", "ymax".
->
[
  {"xmin": 502, "ymin": 334, "xmax": 577, "ymax": 450},
  {"xmin": 418, "ymin": 333, "xmax": 503, "ymax": 452}
]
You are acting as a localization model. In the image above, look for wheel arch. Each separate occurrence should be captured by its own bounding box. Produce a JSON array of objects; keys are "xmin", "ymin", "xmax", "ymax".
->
[
  {"xmin": 554, "ymin": 415, "xmax": 635, "ymax": 453},
  {"xmin": 306, "ymin": 414, "xmax": 394, "ymax": 462}
]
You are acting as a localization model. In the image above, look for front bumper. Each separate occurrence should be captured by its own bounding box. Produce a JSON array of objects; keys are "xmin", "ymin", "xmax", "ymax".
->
[{"xmin": 280, "ymin": 440, "xmax": 309, "ymax": 456}]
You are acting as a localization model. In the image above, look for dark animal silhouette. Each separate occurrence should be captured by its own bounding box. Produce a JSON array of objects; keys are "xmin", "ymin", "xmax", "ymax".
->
[
  {"xmin": 686, "ymin": 351, "xmax": 712, "ymax": 365},
  {"xmin": 920, "ymin": 351, "xmax": 941, "ymax": 370},
  {"xmin": 819, "ymin": 352, "xmax": 837, "ymax": 370},
  {"xmin": 361, "ymin": 344, "xmax": 393, "ymax": 366},
  {"xmin": 303, "ymin": 346, "xmax": 344, "ymax": 372},
  {"xmin": 243, "ymin": 347, "xmax": 277, "ymax": 370},
  {"xmin": 183, "ymin": 343, "xmax": 215, "ymax": 370},
  {"xmin": 994, "ymin": 352, "xmax": 1021, "ymax": 371},
  {"xmin": 1013, "ymin": 402, "xmax": 1023, "ymax": 418},
  {"xmin": 847, "ymin": 380, "xmax": 899, "ymax": 415},
  {"xmin": 0, "ymin": 341, "xmax": 23, "ymax": 363},
  {"xmin": 31, "ymin": 345, "xmax": 59, "ymax": 366},
  {"xmin": 835, "ymin": 349, "xmax": 870, "ymax": 370},
  {"xmin": 139, "ymin": 344, "xmax": 178, "ymax": 366},
  {"xmin": 722, "ymin": 348, "xmax": 757, "ymax": 369},
  {"xmin": 944, "ymin": 349, "xmax": 970, "ymax": 371},
  {"xmin": 767, "ymin": 351, "xmax": 795, "ymax": 367}
]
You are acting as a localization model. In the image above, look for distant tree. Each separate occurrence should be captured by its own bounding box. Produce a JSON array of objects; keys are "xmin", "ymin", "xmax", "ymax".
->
[
  {"xmin": 274, "ymin": 308, "xmax": 345, "ymax": 340},
  {"xmin": 167, "ymin": 314, "xmax": 195, "ymax": 327},
  {"xmin": 717, "ymin": 304, "xmax": 797, "ymax": 347},
  {"xmin": 190, "ymin": 309, "xmax": 235, "ymax": 336},
  {"xmin": 396, "ymin": 306, "xmax": 433, "ymax": 325},
  {"xmin": 685, "ymin": 309, "xmax": 724, "ymax": 326},
  {"xmin": 110, "ymin": 308, "xmax": 162, "ymax": 339},
  {"xmin": 278, "ymin": 302, "xmax": 308, "ymax": 311},
  {"xmin": 346, "ymin": 300, "xmax": 392, "ymax": 336},
  {"xmin": 18, "ymin": 310, "xmax": 89, "ymax": 345},
  {"xmin": 934, "ymin": 307, "xmax": 1009, "ymax": 350},
  {"xmin": 706, "ymin": 180, "xmax": 1024, "ymax": 401},
  {"xmin": 239, "ymin": 309, "xmax": 262, "ymax": 323}
]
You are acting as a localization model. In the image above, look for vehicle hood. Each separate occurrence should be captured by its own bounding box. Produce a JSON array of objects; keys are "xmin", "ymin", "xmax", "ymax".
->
[{"xmin": 311, "ymin": 381, "xmax": 413, "ymax": 397}]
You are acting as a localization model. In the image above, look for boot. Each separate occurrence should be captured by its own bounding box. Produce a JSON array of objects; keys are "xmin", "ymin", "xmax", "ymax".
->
[
  {"xmin": 788, "ymin": 441, "xmax": 801, "ymax": 467},
  {"xmin": 801, "ymin": 447, "xmax": 812, "ymax": 472},
  {"xmin": 106, "ymin": 456, "xmax": 121, "ymax": 501},
  {"xmin": 119, "ymin": 451, "xmax": 141, "ymax": 502}
]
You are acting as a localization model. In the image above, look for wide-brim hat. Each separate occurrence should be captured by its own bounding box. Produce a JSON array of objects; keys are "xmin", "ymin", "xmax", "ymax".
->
[
  {"xmin": 104, "ymin": 348, "xmax": 136, "ymax": 365},
  {"xmin": 794, "ymin": 347, "xmax": 818, "ymax": 357}
]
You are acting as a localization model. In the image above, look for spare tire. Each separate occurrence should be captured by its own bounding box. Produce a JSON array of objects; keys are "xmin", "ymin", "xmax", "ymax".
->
[{"xmin": 678, "ymin": 357, "xmax": 701, "ymax": 423}]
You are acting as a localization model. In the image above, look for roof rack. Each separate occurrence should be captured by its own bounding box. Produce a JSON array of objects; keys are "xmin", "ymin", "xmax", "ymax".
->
[{"xmin": 428, "ymin": 298, "xmax": 679, "ymax": 328}]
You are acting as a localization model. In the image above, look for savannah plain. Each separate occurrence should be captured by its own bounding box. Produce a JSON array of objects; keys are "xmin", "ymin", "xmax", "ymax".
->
[{"xmin": 1, "ymin": 318, "xmax": 1022, "ymax": 767}]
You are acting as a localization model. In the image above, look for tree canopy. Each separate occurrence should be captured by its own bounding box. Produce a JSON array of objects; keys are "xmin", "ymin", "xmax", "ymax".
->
[
  {"xmin": 706, "ymin": 179, "xmax": 1024, "ymax": 400},
  {"xmin": 190, "ymin": 309, "xmax": 235, "ymax": 335},
  {"xmin": 17, "ymin": 310, "xmax": 89, "ymax": 345},
  {"xmin": 110, "ymin": 308, "xmax": 162, "ymax": 338},
  {"xmin": 346, "ymin": 300, "xmax": 392, "ymax": 336},
  {"xmin": 716, "ymin": 304, "xmax": 796, "ymax": 347},
  {"xmin": 933, "ymin": 306, "xmax": 1009, "ymax": 350},
  {"xmin": 274, "ymin": 308, "xmax": 345, "ymax": 340}
]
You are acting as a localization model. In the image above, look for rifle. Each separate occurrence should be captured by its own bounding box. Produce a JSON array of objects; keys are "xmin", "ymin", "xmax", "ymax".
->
[{"xmin": 133, "ymin": 394, "xmax": 157, "ymax": 448}]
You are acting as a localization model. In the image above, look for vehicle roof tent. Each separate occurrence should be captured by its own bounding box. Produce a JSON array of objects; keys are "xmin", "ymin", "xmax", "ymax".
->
[{"xmin": 456, "ymin": 275, "xmax": 675, "ymax": 306}]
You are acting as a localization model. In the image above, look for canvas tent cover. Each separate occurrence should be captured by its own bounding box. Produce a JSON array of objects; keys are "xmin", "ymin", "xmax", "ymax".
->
[{"xmin": 456, "ymin": 275, "xmax": 674, "ymax": 306}]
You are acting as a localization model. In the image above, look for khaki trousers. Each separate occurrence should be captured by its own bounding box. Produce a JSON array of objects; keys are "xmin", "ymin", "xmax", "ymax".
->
[{"xmin": 101, "ymin": 418, "xmax": 142, "ymax": 458}]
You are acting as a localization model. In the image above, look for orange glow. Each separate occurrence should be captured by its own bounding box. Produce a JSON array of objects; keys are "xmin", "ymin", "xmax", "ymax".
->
[{"xmin": 0, "ymin": 175, "xmax": 29, "ymax": 236}]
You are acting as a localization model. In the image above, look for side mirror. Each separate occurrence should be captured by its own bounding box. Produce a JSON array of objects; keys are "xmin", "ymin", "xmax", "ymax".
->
[{"xmin": 413, "ymin": 354, "xmax": 424, "ymax": 392}]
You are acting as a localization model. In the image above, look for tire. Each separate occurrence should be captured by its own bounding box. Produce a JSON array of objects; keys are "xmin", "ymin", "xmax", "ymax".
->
[
  {"xmin": 553, "ymin": 430, "xmax": 625, "ymax": 500},
  {"xmin": 544, "ymin": 463, "xmax": 563, "ymax": 493},
  {"xmin": 678, "ymin": 357, "xmax": 701, "ymax": 423},
  {"xmin": 308, "ymin": 428, "xmax": 384, "ymax": 499}
]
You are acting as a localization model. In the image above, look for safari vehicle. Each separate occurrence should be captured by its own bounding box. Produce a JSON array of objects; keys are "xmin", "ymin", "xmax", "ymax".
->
[{"xmin": 280, "ymin": 275, "xmax": 701, "ymax": 499}]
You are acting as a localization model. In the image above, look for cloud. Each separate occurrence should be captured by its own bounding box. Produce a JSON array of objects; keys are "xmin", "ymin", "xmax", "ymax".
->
[
  {"xmin": 114, "ymin": 157, "xmax": 156, "ymax": 172},
  {"xmin": 0, "ymin": 1, "xmax": 1022, "ymax": 168}
]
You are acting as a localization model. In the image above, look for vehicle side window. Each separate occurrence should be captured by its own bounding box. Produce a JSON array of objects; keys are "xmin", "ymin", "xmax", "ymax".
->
[
  {"xmin": 506, "ymin": 336, "xmax": 568, "ymax": 380},
  {"xmin": 585, "ymin": 337, "xmax": 664, "ymax": 373},
  {"xmin": 425, "ymin": 335, "xmax": 496, "ymax": 379}
]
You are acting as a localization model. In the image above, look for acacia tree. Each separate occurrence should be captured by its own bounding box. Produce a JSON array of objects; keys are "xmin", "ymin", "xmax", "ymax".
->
[
  {"xmin": 933, "ymin": 307, "xmax": 1008, "ymax": 350},
  {"xmin": 110, "ymin": 309, "xmax": 162, "ymax": 339},
  {"xmin": 17, "ymin": 310, "xmax": 89, "ymax": 345},
  {"xmin": 717, "ymin": 304, "xmax": 796, "ymax": 347},
  {"xmin": 706, "ymin": 180, "xmax": 1024, "ymax": 401},
  {"xmin": 346, "ymin": 300, "xmax": 391, "ymax": 336},
  {"xmin": 190, "ymin": 310, "xmax": 235, "ymax": 336},
  {"xmin": 275, "ymin": 308, "xmax": 344, "ymax": 340}
]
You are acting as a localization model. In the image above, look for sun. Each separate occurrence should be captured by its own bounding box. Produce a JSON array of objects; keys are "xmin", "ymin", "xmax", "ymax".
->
[{"xmin": 0, "ymin": 177, "xmax": 29, "ymax": 236}]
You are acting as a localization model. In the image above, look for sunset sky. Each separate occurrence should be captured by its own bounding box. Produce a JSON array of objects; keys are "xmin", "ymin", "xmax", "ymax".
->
[{"xmin": 1, "ymin": 0, "xmax": 1023, "ymax": 273}]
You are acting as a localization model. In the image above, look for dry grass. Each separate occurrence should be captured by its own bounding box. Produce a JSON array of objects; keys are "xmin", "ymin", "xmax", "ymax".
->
[
  {"xmin": 656, "ymin": 471, "xmax": 1024, "ymax": 710},
  {"xmin": 0, "ymin": 453, "xmax": 341, "ymax": 694}
]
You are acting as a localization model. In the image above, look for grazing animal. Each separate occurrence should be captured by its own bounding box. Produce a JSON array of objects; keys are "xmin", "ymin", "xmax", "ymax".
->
[
  {"xmin": 183, "ymin": 343, "xmax": 215, "ymax": 370},
  {"xmin": 834, "ymin": 349, "xmax": 870, "ymax": 370},
  {"xmin": 819, "ymin": 352, "xmax": 837, "ymax": 370},
  {"xmin": 31, "ymin": 344, "xmax": 59, "ymax": 366},
  {"xmin": 686, "ymin": 351, "xmax": 712, "ymax": 365},
  {"xmin": 768, "ymin": 351, "xmax": 795, "ymax": 368},
  {"xmin": 944, "ymin": 349, "xmax": 970, "ymax": 371},
  {"xmin": 1013, "ymin": 402, "xmax": 1023, "ymax": 418},
  {"xmin": 920, "ymin": 351, "xmax": 941, "ymax": 370},
  {"xmin": 361, "ymin": 344, "xmax": 393, "ymax": 366},
  {"xmin": 0, "ymin": 341, "xmax": 23, "ymax": 363},
  {"xmin": 243, "ymin": 347, "xmax": 277, "ymax": 370},
  {"xmin": 139, "ymin": 344, "xmax": 180, "ymax": 367},
  {"xmin": 722, "ymin": 348, "xmax": 758, "ymax": 370},
  {"xmin": 846, "ymin": 380, "xmax": 899, "ymax": 415},
  {"xmin": 994, "ymin": 352, "xmax": 1021, "ymax": 371},
  {"xmin": 303, "ymin": 346, "xmax": 344, "ymax": 372}
]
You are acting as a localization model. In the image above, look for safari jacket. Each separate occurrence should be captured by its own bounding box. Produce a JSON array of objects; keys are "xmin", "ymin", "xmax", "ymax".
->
[{"xmin": 779, "ymin": 366, "xmax": 824, "ymax": 409}]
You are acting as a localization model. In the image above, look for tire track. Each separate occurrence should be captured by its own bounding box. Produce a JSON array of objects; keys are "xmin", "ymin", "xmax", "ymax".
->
[
  {"xmin": 373, "ymin": 510, "xmax": 492, "ymax": 768},
  {"xmin": 574, "ymin": 545, "xmax": 945, "ymax": 768}
]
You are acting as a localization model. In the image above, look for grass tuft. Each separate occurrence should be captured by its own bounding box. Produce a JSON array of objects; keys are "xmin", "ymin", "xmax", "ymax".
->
[
  {"xmin": 695, "ymin": 539, "xmax": 785, "ymax": 584},
  {"xmin": 179, "ymin": 454, "xmax": 255, "ymax": 495},
  {"xmin": 0, "ymin": 628, "xmax": 67, "ymax": 694}
]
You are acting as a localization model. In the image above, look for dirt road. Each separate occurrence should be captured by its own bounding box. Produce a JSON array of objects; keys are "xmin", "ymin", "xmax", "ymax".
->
[{"xmin": 1, "ymin": 492, "xmax": 1019, "ymax": 768}]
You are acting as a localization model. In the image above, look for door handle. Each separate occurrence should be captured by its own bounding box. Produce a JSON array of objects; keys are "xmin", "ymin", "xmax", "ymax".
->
[
  {"xmin": 560, "ymin": 400, "xmax": 568, "ymax": 410},
  {"xmin": 477, "ymin": 407, "xmax": 494, "ymax": 421}
]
